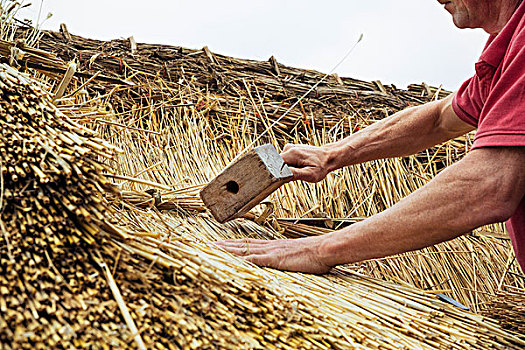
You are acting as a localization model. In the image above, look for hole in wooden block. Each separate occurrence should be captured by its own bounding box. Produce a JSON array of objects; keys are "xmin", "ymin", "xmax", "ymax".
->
[{"xmin": 225, "ymin": 181, "xmax": 239, "ymax": 194}]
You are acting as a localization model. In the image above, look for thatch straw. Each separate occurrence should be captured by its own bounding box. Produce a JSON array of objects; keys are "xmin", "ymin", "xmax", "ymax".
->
[
  {"xmin": 481, "ymin": 288, "xmax": 525, "ymax": 337},
  {"xmin": 35, "ymin": 26, "xmax": 523, "ymax": 311},
  {"xmin": 86, "ymin": 62, "xmax": 522, "ymax": 311},
  {"xmin": 1, "ymin": 20, "xmax": 524, "ymax": 349}
]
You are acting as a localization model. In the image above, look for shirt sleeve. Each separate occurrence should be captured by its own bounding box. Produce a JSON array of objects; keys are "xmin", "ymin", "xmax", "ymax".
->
[
  {"xmin": 452, "ymin": 75, "xmax": 484, "ymax": 128},
  {"xmin": 453, "ymin": 57, "xmax": 525, "ymax": 149},
  {"xmin": 473, "ymin": 54, "xmax": 525, "ymax": 148}
]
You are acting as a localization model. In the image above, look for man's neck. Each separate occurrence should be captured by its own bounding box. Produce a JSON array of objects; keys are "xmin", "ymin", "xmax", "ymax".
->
[{"xmin": 485, "ymin": 0, "xmax": 522, "ymax": 34}]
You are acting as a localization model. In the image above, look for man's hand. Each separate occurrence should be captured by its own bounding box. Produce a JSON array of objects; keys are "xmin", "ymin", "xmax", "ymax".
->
[
  {"xmin": 280, "ymin": 144, "xmax": 334, "ymax": 183},
  {"xmin": 215, "ymin": 236, "xmax": 332, "ymax": 274}
]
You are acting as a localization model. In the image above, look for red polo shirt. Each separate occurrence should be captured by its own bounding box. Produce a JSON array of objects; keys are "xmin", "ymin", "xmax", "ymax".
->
[{"xmin": 453, "ymin": 1, "xmax": 525, "ymax": 272}]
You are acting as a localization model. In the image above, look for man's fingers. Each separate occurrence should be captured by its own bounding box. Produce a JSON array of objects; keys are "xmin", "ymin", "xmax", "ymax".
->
[
  {"xmin": 216, "ymin": 239, "xmax": 269, "ymax": 247},
  {"xmin": 217, "ymin": 236, "xmax": 330, "ymax": 274},
  {"xmin": 216, "ymin": 241, "xmax": 279, "ymax": 268},
  {"xmin": 218, "ymin": 246, "xmax": 248, "ymax": 256},
  {"xmin": 215, "ymin": 238, "xmax": 280, "ymax": 258},
  {"xmin": 218, "ymin": 245, "xmax": 271, "ymax": 256},
  {"xmin": 289, "ymin": 166, "xmax": 307, "ymax": 181},
  {"xmin": 282, "ymin": 143, "xmax": 294, "ymax": 152},
  {"xmin": 245, "ymin": 254, "xmax": 275, "ymax": 268},
  {"xmin": 281, "ymin": 146, "xmax": 307, "ymax": 168},
  {"xmin": 215, "ymin": 239, "xmax": 295, "ymax": 269},
  {"xmin": 289, "ymin": 166, "xmax": 319, "ymax": 183}
]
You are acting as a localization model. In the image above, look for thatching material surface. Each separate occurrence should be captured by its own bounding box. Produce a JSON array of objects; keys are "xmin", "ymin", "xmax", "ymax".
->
[
  {"xmin": 28, "ymin": 28, "xmax": 524, "ymax": 310},
  {"xmin": 482, "ymin": 288, "xmax": 525, "ymax": 337},
  {"xmin": 0, "ymin": 20, "xmax": 524, "ymax": 349}
]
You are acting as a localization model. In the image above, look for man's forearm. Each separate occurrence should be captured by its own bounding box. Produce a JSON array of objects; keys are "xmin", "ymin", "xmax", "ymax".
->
[
  {"xmin": 323, "ymin": 94, "xmax": 473, "ymax": 171},
  {"xmin": 318, "ymin": 147, "xmax": 525, "ymax": 266}
]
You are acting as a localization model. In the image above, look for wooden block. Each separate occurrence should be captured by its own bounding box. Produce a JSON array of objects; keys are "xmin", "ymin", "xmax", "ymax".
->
[{"xmin": 200, "ymin": 144, "xmax": 292, "ymax": 223}]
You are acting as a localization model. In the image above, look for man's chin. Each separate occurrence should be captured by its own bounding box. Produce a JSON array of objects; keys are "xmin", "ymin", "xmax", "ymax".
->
[{"xmin": 451, "ymin": 16, "xmax": 472, "ymax": 29}]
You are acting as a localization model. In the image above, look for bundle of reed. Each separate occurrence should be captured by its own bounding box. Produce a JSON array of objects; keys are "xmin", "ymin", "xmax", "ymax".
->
[
  {"xmin": 0, "ymin": 63, "xmax": 128, "ymax": 348},
  {"xmin": 481, "ymin": 288, "xmax": 525, "ymax": 337},
  {"xmin": 0, "ymin": 62, "xmax": 123, "ymax": 235},
  {"xmin": 0, "ymin": 38, "xmax": 64, "ymax": 71}
]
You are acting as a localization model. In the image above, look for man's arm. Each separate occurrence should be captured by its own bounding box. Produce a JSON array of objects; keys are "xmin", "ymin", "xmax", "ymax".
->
[
  {"xmin": 217, "ymin": 147, "xmax": 525, "ymax": 273},
  {"xmin": 281, "ymin": 93, "xmax": 474, "ymax": 182}
]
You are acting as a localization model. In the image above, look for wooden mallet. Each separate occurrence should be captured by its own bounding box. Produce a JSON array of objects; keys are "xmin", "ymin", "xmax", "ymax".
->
[{"xmin": 200, "ymin": 144, "xmax": 293, "ymax": 223}]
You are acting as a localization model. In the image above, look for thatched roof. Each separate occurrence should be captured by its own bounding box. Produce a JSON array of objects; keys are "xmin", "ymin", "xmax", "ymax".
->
[{"xmin": 1, "ymin": 19, "xmax": 524, "ymax": 349}]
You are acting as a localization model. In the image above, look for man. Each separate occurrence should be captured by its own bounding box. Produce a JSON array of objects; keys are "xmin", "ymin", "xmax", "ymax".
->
[{"xmin": 217, "ymin": 0, "xmax": 525, "ymax": 274}]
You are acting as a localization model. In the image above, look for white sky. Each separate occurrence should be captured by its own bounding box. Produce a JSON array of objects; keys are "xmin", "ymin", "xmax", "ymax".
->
[{"xmin": 21, "ymin": 0, "xmax": 489, "ymax": 90}]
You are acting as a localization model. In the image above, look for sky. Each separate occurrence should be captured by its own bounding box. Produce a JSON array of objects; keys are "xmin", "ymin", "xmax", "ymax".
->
[{"xmin": 20, "ymin": 0, "xmax": 489, "ymax": 90}]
